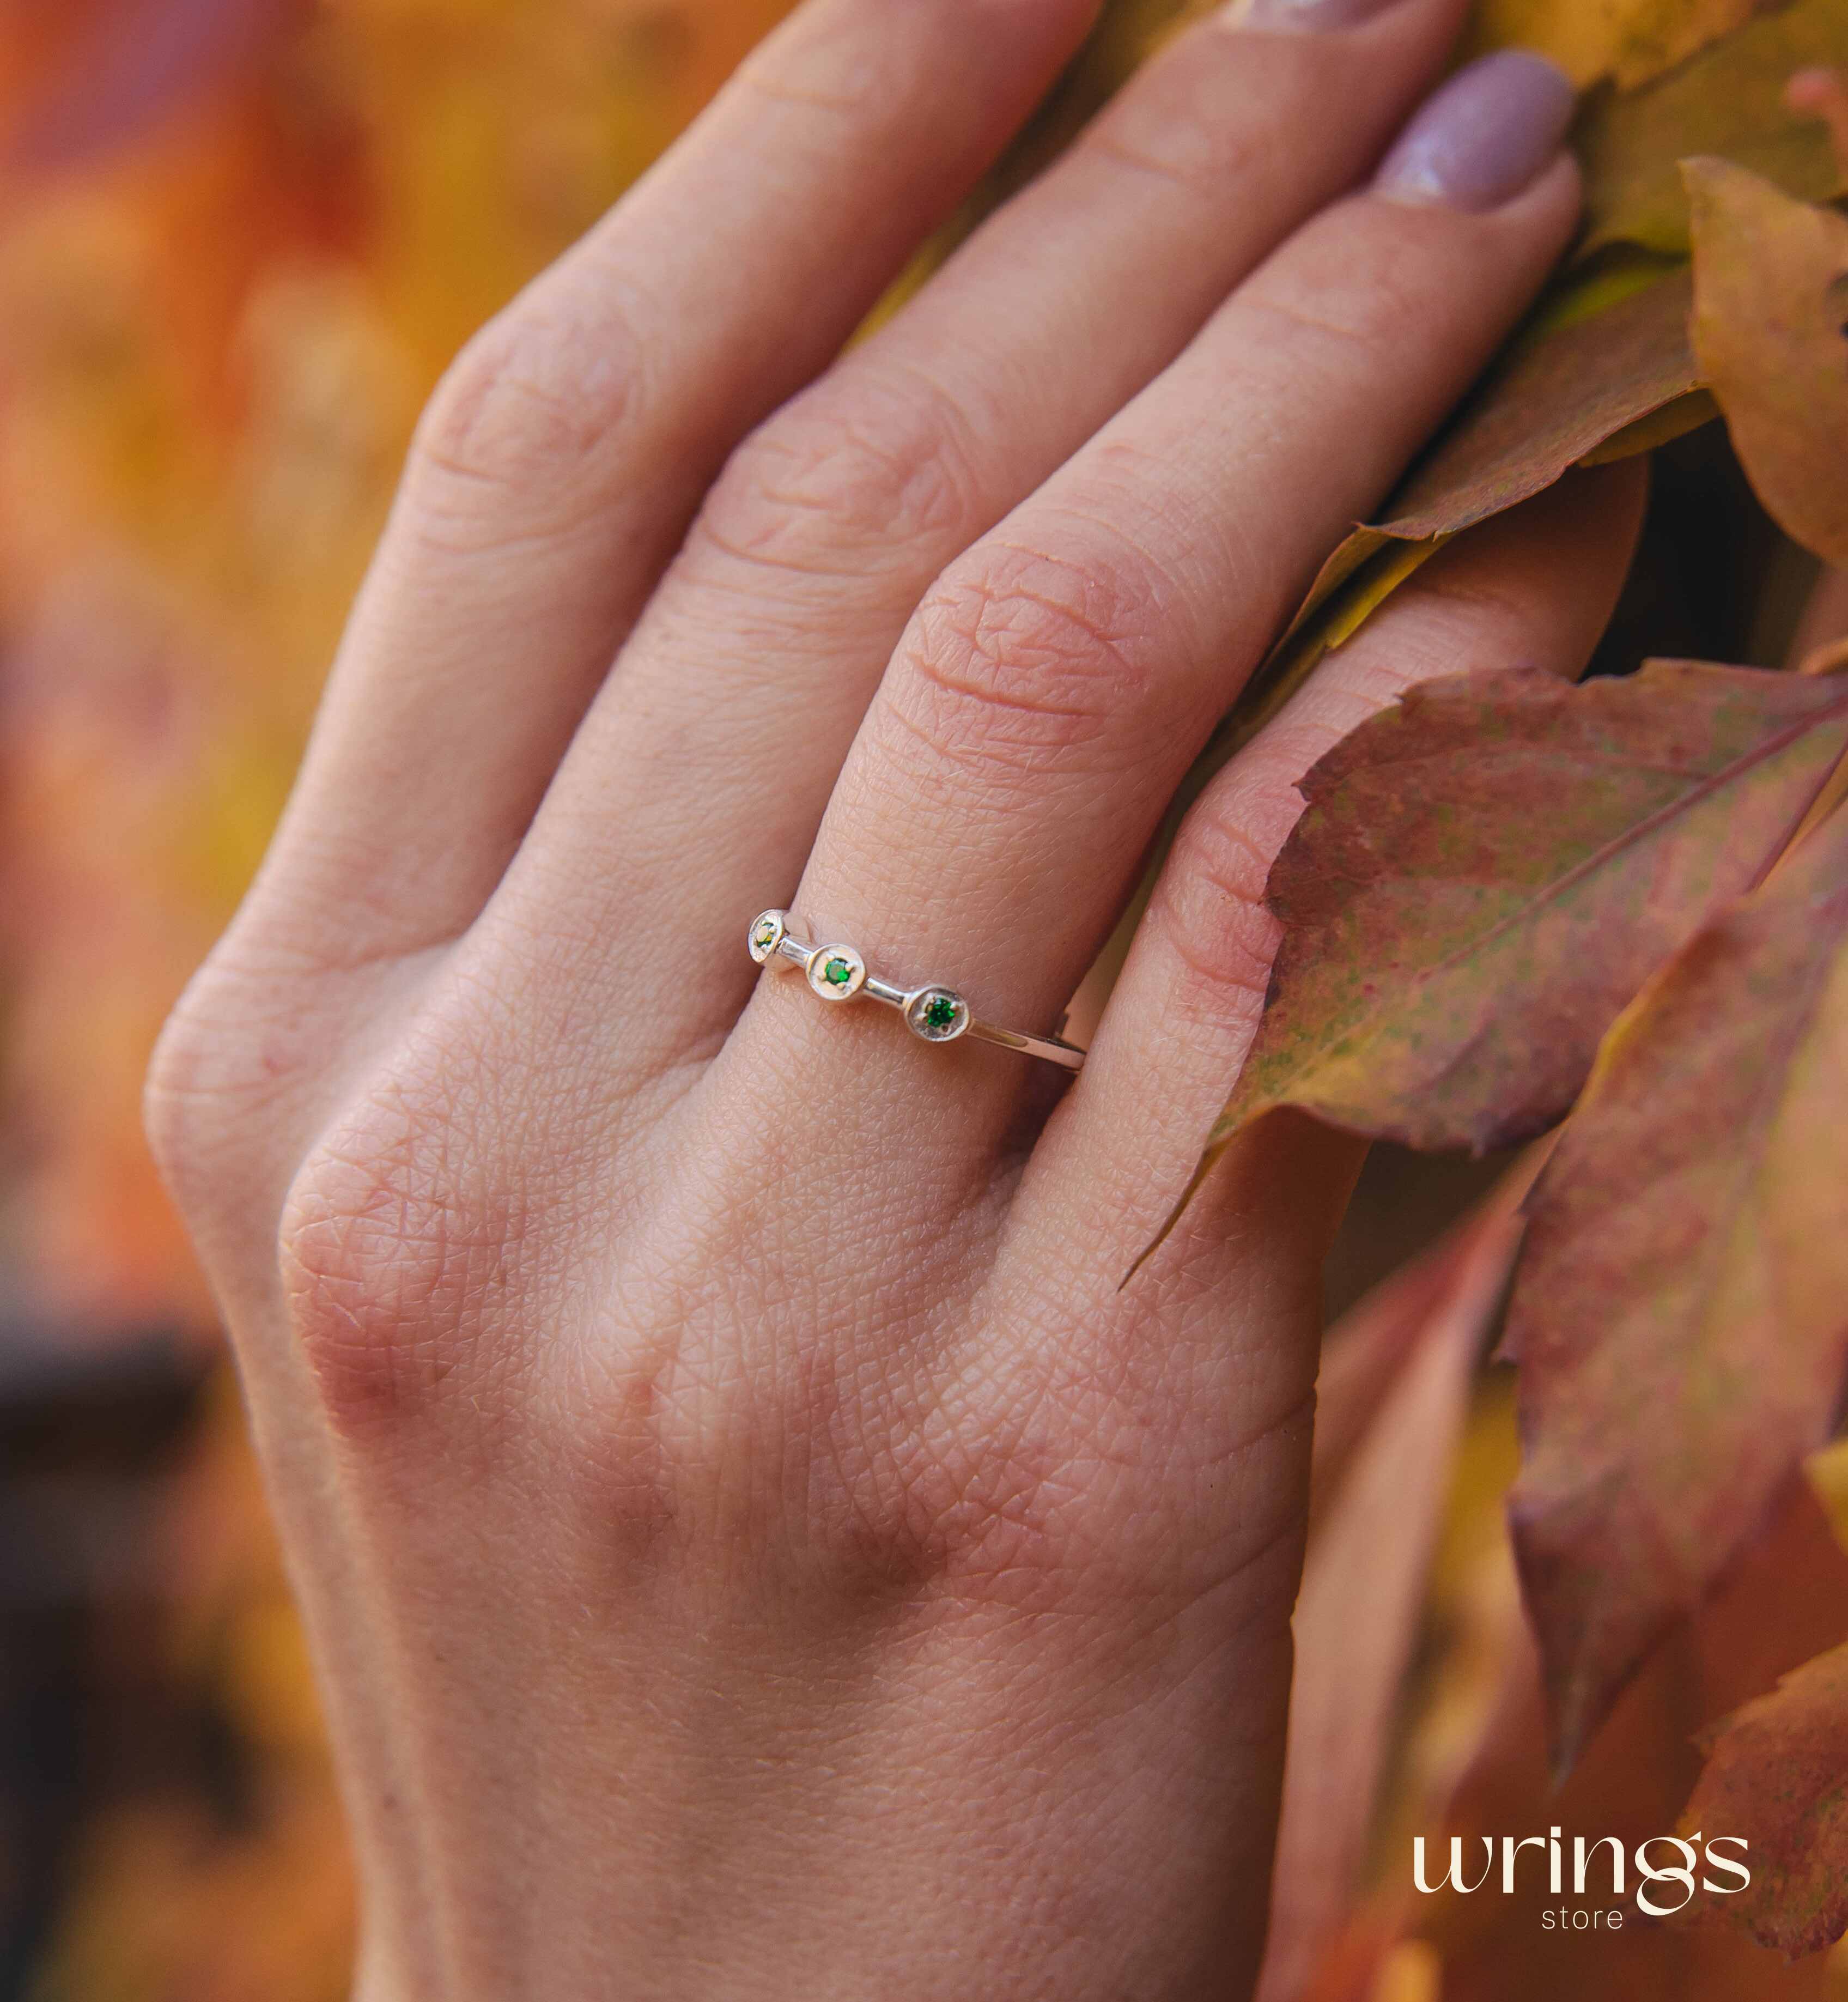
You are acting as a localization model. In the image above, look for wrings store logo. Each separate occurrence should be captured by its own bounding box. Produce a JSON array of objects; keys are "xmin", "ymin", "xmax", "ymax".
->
[{"xmin": 1414, "ymin": 1828, "xmax": 1750, "ymax": 1927}]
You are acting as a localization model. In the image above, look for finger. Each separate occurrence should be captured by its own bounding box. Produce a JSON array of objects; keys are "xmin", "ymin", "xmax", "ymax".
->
[
  {"xmin": 513, "ymin": 0, "xmax": 1479, "ymax": 1056},
  {"xmin": 241, "ymin": 0, "xmax": 1101, "ymax": 964},
  {"xmin": 1027, "ymin": 458, "xmax": 1649, "ymax": 1286},
  {"xmin": 752, "ymin": 55, "xmax": 1580, "ymax": 1160}
]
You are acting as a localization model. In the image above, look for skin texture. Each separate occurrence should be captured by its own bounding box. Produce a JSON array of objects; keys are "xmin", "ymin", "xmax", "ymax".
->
[{"xmin": 145, "ymin": 0, "xmax": 1646, "ymax": 1995}]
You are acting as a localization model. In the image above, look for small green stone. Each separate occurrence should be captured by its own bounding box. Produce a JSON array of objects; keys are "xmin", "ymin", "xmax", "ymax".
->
[
  {"xmin": 923, "ymin": 996, "xmax": 958, "ymax": 1031},
  {"xmin": 755, "ymin": 923, "xmax": 776, "ymax": 948},
  {"xmin": 824, "ymin": 956, "xmax": 854, "ymax": 986}
]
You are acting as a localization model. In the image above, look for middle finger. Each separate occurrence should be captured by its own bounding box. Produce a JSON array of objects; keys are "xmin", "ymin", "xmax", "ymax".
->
[{"xmin": 752, "ymin": 51, "xmax": 1578, "ymax": 1140}]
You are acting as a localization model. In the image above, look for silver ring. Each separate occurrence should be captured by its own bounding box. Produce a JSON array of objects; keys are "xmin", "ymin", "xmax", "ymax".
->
[{"xmin": 746, "ymin": 910, "xmax": 1086, "ymax": 1073}]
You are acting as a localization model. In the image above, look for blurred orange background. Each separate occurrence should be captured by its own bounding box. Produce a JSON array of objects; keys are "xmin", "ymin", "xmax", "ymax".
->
[
  {"xmin": 0, "ymin": 5, "xmax": 1841, "ymax": 2000},
  {"xmin": 0, "ymin": 5, "xmax": 786, "ymax": 1993}
]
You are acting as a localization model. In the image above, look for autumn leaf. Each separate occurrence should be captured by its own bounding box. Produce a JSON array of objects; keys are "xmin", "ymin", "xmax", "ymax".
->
[
  {"xmin": 1207, "ymin": 662, "xmax": 1848, "ymax": 1158},
  {"xmin": 1506, "ymin": 806, "xmax": 1848, "ymax": 1770},
  {"xmin": 1806, "ymin": 1435, "xmax": 1848, "ymax": 1551},
  {"xmin": 1393, "ymin": 1469, "xmax": 1848, "ymax": 1993},
  {"xmin": 1309, "ymin": 1147, "xmax": 1546, "ymax": 1524},
  {"xmin": 1221, "ymin": 265, "xmax": 1704, "ymax": 748},
  {"xmin": 1462, "ymin": 0, "xmax": 1758, "ymax": 91},
  {"xmin": 1381, "ymin": 271, "xmax": 1701, "ymax": 543},
  {"xmin": 1577, "ymin": 0, "xmax": 1848, "ymax": 259},
  {"xmin": 1675, "ymin": 1643, "xmax": 1848, "ymax": 1956},
  {"xmin": 1259, "ymin": 1167, "xmax": 1531, "ymax": 2002},
  {"xmin": 1688, "ymin": 155, "xmax": 1848, "ymax": 567}
]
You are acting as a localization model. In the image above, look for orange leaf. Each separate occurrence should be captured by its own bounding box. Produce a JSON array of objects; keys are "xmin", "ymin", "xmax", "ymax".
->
[{"xmin": 1687, "ymin": 154, "xmax": 1848, "ymax": 567}]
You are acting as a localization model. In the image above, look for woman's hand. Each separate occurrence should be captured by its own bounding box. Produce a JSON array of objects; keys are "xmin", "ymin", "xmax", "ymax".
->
[{"xmin": 147, "ymin": 1, "xmax": 1643, "ymax": 1994}]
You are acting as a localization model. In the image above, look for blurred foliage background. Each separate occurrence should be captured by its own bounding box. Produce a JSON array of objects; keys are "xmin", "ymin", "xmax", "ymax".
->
[
  {"xmin": 0, "ymin": 3, "xmax": 1834, "ymax": 2000},
  {"xmin": 0, "ymin": 3, "xmax": 785, "ymax": 1993}
]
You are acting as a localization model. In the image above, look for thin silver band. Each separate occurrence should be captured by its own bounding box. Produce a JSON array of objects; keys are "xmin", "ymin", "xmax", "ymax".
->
[{"xmin": 747, "ymin": 910, "xmax": 1086, "ymax": 1073}]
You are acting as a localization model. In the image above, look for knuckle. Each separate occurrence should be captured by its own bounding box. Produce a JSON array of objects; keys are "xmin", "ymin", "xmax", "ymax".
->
[
  {"xmin": 888, "ymin": 539, "xmax": 1165, "ymax": 781},
  {"xmin": 692, "ymin": 371, "xmax": 979, "ymax": 586},
  {"xmin": 1153, "ymin": 790, "xmax": 1287, "ymax": 1024},
  {"xmin": 144, "ymin": 954, "xmax": 313, "ymax": 1240},
  {"xmin": 276, "ymin": 1053, "xmax": 518, "ymax": 1442},
  {"xmin": 800, "ymin": 1388, "xmax": 1026, "ymax": 1598},
  {"xmin": 570, "ymin": 1223, "xmax": 1063, "ymax": 1601},
  {"xmin": 731, "ymin": 0, "xmax": 914, "ymax": 122},
  {"xmin": 568, "ymin": 1321, "xmax": 944, "ymax": 1601},
  {"xmin": 750, "ymin": 1355, "xmax": 1068, "ymax": 1604},
  {"xmin": 795, "ymin": 1338, "xmax": 1235, "ymax": 1613},
  {"xmin": 144, "ymin": 983, "xmax": 245, "ymax": 1214},
  {"xmin": 1078, "ymin": 116, "xmax": 1227, "ymax": 211},
  {"xmin": 1082, "ymin": 33, "xmax": 1270, "ymax": 209},
  {"xmin": 405, "ymin": 283, "xmax": 648, "ymax": 537}
]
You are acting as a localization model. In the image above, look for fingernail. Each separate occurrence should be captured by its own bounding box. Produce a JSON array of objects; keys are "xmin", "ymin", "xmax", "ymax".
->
[
  {"xmin": 1374, "ymin": 50, "xmax": 1576, "ymax": 211},
  {"xmin": 1238, "ymin": 0, "xmax": 1399, "ymax": 29}
]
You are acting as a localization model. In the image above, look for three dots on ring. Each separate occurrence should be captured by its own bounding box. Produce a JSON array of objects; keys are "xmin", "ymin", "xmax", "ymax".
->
[{"xmin": 746, "ymin": 909, "xmax": 969, "ymax": 1045}]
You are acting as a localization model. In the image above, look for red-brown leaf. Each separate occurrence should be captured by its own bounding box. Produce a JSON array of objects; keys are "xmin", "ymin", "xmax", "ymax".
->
[
  {"xmin": 1209, "ymin": 663, "xmax": 1848, "ymax": 1158},
  {"xmin": 1380, "ymin": 269, "xmax": 1700, "ymax": 545},
  {"xmin": 1507, "ymin": 808, "xmax": 1848, "ymax": 1772},
  {"xmin": 1676, "ymin": 1641, "xmax": 1848, "ymax": 1957}
]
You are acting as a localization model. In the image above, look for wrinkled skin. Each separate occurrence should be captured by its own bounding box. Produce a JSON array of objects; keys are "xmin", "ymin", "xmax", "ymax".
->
[{"xmin": 146, "ymin": 0, "xmax": 1645, "ymax": 1994}]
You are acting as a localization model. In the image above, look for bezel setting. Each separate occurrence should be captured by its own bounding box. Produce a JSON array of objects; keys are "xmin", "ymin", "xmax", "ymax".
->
[
  {"xmin": 904, "ymin": 987, "xmax": 969, "ymax": 1043},
  {"xmin": 747, "ymin": 909, "xmax": 788, "ymax": 964},
  {"xmin": 807, "ymin": 944, "xmax": 867, "ymax": 1001}
]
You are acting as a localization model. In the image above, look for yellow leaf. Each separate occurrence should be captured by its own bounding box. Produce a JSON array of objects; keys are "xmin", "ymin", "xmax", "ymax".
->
[
  {"xmin": 1804, "ymin": 1438, "xmax": 1848, "ymax": 1557},
  {"xmin": 1370, "ymin": 1942, "xmax": 1442, "ymax": 2002},
  {"xmin": 1464, "ymin": 0, "xmax": 1756, "ymax": 91},
  {"xmin": 1578, "ymin": 0, "xmax": 1848, "ymax": 258}
]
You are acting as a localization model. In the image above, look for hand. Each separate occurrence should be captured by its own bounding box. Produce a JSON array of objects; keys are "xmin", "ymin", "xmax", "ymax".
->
[{"xmin": 147, "ymin": 1, "xmax": 1642, "ymax": 1994}]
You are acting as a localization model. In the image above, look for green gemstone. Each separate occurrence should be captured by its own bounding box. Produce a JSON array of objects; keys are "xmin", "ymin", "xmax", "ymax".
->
[
  {"xmin": 755, "ymin": 923, "xmax": 776, "ymax": 948},
  {"xmin": 824, "ymin": 956, "xmax": 854, "ymax": 986},
  {"xmin": 923, "ymin": 996, "xmax": 959, "ymax": 1031}
]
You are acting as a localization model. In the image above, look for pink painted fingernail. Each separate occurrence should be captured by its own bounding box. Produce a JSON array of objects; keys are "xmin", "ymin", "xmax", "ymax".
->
[
  {"xmin": 1239, "ymin": 0, "xmax": 1401, "ymax": 28},
  {"xmin": 1374, "ymin": 50, "xmax": 1576, "ymax": 210}
]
